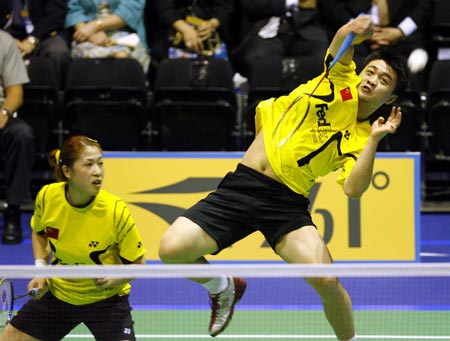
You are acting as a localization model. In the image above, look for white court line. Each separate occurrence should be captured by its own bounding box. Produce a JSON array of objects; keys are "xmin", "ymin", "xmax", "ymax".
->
[
  {"xmin": 64, "ymin": 334, "xmax": 450, "ymax": 339},
  {"xmin": 420, "ymin": 252, "xmax": 450, "ymax": 257}
]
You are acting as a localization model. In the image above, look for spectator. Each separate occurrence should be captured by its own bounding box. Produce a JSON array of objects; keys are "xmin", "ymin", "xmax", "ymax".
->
[
  {"xmin": 317, "ymin": 0, "xmax": 434, "ymax": 88},
  {"xmin": 0, "ymin": 29, "xmax": 35, "ymax": 245},
  {"xmin": 231, "ymin": 0, "xmax": 328, "ymax": 79},
  {"xmin": 65, "ymin": 0, "xmax": 150, "ymax": 73},
  {"xmin": 147, "ymin": 0, "xmax": 233, "ymax": 70},
  {"xmin": 0, "ymin": 0, "xmax": 71, "ymax": 88},
  {"xmin": 0, "ymin": 135, "xmax": 146, "ymax": 340}
]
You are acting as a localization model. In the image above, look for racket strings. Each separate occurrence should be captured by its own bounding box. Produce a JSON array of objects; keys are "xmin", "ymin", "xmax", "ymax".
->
[
  {"xmin": 275, "ymin": 71, "xmax": 330, "ymax": 147},
  {"xmin": 0, "ymin": 279, "xmax": 13, "ymax": 326},
  {"xmin": 272, "ymin": 94, "xmax": 304, "ymax": 138}
]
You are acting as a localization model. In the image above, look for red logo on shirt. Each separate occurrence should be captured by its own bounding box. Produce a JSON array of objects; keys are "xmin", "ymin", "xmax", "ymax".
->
[
  {"xmin": 46, "ymin": 226, "xmax": 59, "ymax": 239},
  {"xmin": 340, "ymin": 87, "xmax": 353, "ymax": 101}
]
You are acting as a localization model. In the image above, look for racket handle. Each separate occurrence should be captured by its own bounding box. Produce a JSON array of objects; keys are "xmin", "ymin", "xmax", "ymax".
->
[
  {"xmin": 29, "ymin": 288, "xmax": 40, "ymax": 297},
  {"xmin": 330, "ymin": 32, "xmax": 355, "ymax": 69}
]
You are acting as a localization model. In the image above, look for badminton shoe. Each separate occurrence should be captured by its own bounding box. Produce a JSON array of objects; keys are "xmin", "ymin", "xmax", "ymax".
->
[{"xmin": 208, "ymin": 277, "xmax": 247, "ymax": 337}]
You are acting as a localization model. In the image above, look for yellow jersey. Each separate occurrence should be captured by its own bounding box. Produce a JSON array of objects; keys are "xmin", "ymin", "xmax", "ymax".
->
[
  {"xmin": 31, "ymin": 182, "xmax": 146, "ymax": 305},
  {"xmin": 256, "ymin": 52, "xmax": 372, "ymax": 197}
]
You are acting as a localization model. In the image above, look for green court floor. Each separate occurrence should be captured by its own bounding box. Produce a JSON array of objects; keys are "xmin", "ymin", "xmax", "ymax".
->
[{"xmin": 66, "ymin": 309, "xmax": 450, "ymax": 340}]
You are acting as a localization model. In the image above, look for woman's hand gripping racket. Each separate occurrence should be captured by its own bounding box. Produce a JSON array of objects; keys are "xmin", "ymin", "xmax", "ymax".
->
[
  {"xmin": 276, "ymin": 33, "xmax": 356, "ymax": 147},
  {"xmin": 0, "ymin": 278, "xmax": 40, "ymax": 327}
]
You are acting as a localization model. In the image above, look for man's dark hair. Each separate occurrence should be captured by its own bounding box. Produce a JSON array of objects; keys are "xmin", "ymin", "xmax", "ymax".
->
[{"xmin": 363, "ymin": 49, "xmax": 410, "ymax": 96}]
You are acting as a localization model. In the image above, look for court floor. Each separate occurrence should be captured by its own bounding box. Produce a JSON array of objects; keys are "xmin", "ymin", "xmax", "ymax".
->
[
  {"xmin": 66, "ymin": 309, "xmax": 450, "ymax": 340},
  {"xmin": 63, "ymin": 276, "xmax": 450, "ymax": 340}
]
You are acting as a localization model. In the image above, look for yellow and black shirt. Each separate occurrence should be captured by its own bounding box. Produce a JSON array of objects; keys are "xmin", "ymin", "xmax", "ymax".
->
[
  {"xmin": 31, "ymin": 182, "xmax": 146, "ymax": 305},
  {"xmin": 255, "ymin": 51, "xmax": 372, "ymax": 197}
]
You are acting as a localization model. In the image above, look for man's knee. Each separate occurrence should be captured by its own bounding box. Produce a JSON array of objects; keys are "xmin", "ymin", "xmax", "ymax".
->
[
  {"xmin": 158, "ymin": 232, "xmax": 181, "ymax": 264},
  {"xmin": 3, "ymin": 120, "xmax": 34, "ymax": 147},
  {"xmin": 305, "ymin": 276, "xmax": 343, "ymax": 298}
]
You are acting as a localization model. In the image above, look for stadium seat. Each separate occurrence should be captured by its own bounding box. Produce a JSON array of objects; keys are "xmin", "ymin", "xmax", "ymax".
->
[
  {"xmin": 21, "ymin": 56, "xmax": 61, "ymax": 153},
  {"xmin": 430, "ymin": 0, "xmax": 450, "ymax": 53},
  {"xmin": 17, "ymin": 57, "xmax": 62, "ymax": 195},
  {"xmin": 152, "ymin": 58, "xmax": 238, "ymax": 151},
  {"xmin": 377, "ymin": 88, "xmax": 426, "ymax": 152},
  {"xmin": 427, "ymin": 60, "xmax": 450, "ymax": 156},
  {"xmin": 62, "ymin": 58, "xmax": 150, "ymax": 151},
  {"xmin": 424, "ymin": 60, "xmax": 450, "ymax": 201}
]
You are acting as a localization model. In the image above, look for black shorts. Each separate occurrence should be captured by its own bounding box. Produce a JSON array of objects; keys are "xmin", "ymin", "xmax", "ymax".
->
[
  {"xmin": 182, "ymin": 163, "xmax": 315, "ymax": 253},
  {"xmin": 10, "ymin": 291, "xmax": 136, "ymax": 341}
]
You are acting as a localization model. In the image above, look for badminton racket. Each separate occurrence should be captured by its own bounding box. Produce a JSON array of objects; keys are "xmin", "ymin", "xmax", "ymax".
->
[
  {"xmin": 0, "ymin": 278, "xmax": 40, "ymax": 327},
  {"xmin": 275, "ymin": 32, "xmax": 356, "ymax": 147},
  {"xmin": 330, "ymin": 32, "xmax": 355, "ymax": 69}
]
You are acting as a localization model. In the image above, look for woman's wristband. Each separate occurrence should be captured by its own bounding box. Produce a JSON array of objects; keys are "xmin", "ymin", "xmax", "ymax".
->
[{"xmin": 35, "ymin": 259, "xmax": 47, "ymax": 267}]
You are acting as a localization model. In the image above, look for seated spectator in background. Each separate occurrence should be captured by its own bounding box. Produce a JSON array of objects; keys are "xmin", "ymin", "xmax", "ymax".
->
[
  {"xmin": 147, "ymin": 0, "xmax": 233, "ymax": 69},
  {"xmin": 0, "ymin": 0, "xmax": 71, "ymax": 88},
  {"xmin": 65, "ymin": 0, "xmax": 150, "ymax": 73},
  {"xmin": 231, "ymin": 0, "xmax": 328, "ymax": 79},
  {"xmin": 0, "ymin": 29, "xmax": 35, "ymax": 244},
  {"xmin": 317, "ymin": 0, "xmax": 434, "ymax": 89}
]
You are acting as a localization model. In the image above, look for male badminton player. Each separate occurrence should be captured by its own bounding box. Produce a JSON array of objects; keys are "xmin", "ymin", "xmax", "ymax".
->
[
  {"xmin": 159, "ymin": 14, "xmax": 410, "ymax": 341},
  {"xmin": 0, "ymin": 136, "xmax": 146, "ymax": 341}
]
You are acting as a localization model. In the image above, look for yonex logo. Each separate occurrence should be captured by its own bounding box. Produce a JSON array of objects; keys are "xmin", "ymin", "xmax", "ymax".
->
[
  {"xmin": 123, "ymin": 328, "xmax": 131, "ymax": 334},
  {"xmin": 344, "ymin": 130, "xmax": 350, "ymax": 140},
  {"xmin": 89, "ymin": 241, "xmax": 99, "ymax": 247}
]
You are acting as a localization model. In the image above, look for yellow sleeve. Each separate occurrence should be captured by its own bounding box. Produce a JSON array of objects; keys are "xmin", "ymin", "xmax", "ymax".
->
[
  {"xmin": 336, "ymin": 157, "xmax": 357, "ymax": 187},
  {"xmin": 115, "ymin": 200, "xmax": 146, "ymax": 262},
  {"xmin": 30, "ymin": 185, "xmax": 49, "ymax": 233}
]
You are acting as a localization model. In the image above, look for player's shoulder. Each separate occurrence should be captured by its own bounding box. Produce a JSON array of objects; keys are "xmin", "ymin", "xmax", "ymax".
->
[
  {"xmin": 37, "ymin": 182, "xmax": 64, "ymax": 197},
  {"xmin": 329, "ymin": 58, "xmax": 359, "ymax": 81},
  {"xmin": 34, "ymin": 182, "xmax": 65, "ymax": 209},
  {"xmin": 97, "ymin": 189, "xmax": 127, "ymax": 207}
]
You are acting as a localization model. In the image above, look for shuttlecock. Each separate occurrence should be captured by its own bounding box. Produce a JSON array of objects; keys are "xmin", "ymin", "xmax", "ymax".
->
[{"xmin": 407, "ymin": 48, "xmax": 428, "ymax": 74}]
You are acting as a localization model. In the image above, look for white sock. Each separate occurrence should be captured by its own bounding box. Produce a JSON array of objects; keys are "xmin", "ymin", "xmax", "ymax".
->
[
  {"xmin": 201, "ymin": 276, "xmax": 229, "ymax": 294},
  {"xmin": 341, "ymin": 337, "xmax": 356, "ymax": 341}
]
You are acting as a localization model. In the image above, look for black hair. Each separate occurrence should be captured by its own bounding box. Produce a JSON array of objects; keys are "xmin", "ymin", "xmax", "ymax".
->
[
  {"xmin": 362, "ymin": 49, "xmax": 410, "ymax": 96},
  {"xmin": 48, "ymin": 136, "xmax": 102, "ymax": 182}
]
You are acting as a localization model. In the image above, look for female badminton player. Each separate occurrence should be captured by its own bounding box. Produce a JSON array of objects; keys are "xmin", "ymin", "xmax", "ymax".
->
[{"xmin": 0, "ymin": 135, "xmax": 146, "ymax": 341}]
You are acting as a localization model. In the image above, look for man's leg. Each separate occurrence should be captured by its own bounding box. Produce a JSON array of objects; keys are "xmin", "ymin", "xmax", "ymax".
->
[
  {"xmin": 305, "ymin": 276, "xmax": 355, "ymax": 340},
  {"xmin": 159, "ymin": 216, "xmax": 247, "ymax": 337},
  {"xmin": 1, "ymin": 119, "xmax": 35, "ymax": 244},
  {"xmin": 35, "ymin": 35, "xmax": 71, "ymax": 89},
  {"xmin": 276, "ymin": 225, "xmax": 355, "ymax": 341}
]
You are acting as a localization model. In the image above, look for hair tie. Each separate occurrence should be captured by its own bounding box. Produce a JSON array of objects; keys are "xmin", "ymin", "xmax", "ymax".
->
[{"xmin": 55, "ymin": 150, "xmax": 61, "ymax": 165}]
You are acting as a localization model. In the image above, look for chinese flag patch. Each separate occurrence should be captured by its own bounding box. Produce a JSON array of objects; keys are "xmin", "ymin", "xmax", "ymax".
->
[
  {"xmin": 46, "ymin": 226, "xmax": 59, "ymax": 239},
  {"xmin": 340, "ymin": 87, "xmax": 353, "ymax": 101}
]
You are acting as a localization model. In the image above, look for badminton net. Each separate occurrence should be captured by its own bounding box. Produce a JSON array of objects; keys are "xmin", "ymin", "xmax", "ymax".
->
[{"xmin": 1, "ymin": 263, "xmax": 449, "ymax": 340}]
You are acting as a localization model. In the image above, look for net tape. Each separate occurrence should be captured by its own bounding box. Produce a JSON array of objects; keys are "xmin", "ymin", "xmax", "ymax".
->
[{"xmin": 0, "ymin": 263, "xmax": 450, "ymax": 279}]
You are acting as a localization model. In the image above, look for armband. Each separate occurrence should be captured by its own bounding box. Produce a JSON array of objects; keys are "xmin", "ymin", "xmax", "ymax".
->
[{"xmin": 35, "ymin": 259, "xmax": 47, "ymax": 267}]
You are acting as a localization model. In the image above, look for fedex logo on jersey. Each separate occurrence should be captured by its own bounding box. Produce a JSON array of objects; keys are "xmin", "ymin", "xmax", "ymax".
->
[
  {"xmin": 313, "ymin": 103, "xmax": 332, "ymax": 143},
  {"xmin": 316, "ymin": 103, "xmax": 330, "ymax": 128}
]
